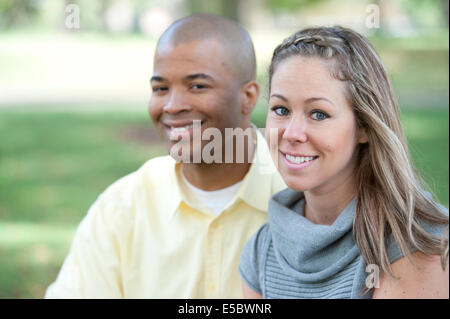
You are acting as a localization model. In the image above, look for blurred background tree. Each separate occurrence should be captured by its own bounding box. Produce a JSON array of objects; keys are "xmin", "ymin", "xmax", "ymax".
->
[
  {"xmin": 264, "ymin": 0, "xmax": 324, "ymax": 12},
  {"xmin": 188, "ymin": 0, "xmax": 240, "ymax": 22},
  {"xmin": 0, "ymin": 0, "xmax": 448, "ymax": 33},
  {"xmin": 0, "ymin": 0, "xmax": 448, "ymax": 299},
  {"xmin": 0, "ymin": 0, "xmax": 40, "ymax": 27},
  {"xmin": 399, "ymin": 0, "xmax": 449, "ymax": 27}
]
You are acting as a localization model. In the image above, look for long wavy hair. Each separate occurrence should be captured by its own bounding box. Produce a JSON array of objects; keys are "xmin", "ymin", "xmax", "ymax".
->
[{"xmin": 268, "ymin": 26, "xmax": 449, "ymax": 279}]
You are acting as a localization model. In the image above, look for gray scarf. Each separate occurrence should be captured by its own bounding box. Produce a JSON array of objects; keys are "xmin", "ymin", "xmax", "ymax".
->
[{"xmin": 268, "ymin": 188, "xmax": 360, "ymax": 283}]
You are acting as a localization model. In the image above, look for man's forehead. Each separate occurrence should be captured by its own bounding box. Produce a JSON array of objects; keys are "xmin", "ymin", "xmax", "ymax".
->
[
  {"xmin": 155, "ymin": 37, "xmax": 225, "ymax": 58},
  {"xmin": 153, "ymin": 39, "xmax": 232, "ymax": 74}
]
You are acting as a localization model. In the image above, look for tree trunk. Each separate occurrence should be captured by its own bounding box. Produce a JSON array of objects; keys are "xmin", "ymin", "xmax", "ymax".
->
[{"xmin": 443, "ymin": 0, "xmax": 449, "ymax": 26}]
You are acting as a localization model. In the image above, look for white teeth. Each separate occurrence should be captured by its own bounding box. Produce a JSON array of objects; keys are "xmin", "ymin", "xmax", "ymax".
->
[
  {"xmin": 171, "ymin": 124, "xmax": 193, "ymax": 132},
  {"xmin": 285, "ymin": 154, "xmax": 315, "ymax": 164}
]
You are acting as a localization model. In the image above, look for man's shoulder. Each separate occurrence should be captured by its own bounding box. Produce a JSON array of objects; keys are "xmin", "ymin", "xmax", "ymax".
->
[
  {"xmin": 74, "ymin": 155, "xmax": 176, "ymax": 237},
  {"xmin": 99, "ymin": 155, "xmax": 176, "ymax": 204}
]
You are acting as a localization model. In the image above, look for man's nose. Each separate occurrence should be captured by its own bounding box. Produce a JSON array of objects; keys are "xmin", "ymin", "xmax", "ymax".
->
[
  {"xmin": 163, "ymin": 90, "xmax": 192, "ymax": 114},
  {"xmin": 282, "ymin": 115, "xmax": 308, "ymax": 143}
]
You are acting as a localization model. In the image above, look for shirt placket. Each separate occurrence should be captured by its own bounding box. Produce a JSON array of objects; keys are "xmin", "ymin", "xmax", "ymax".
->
[{"xmin": 204, "ymin": 216, "xmax": 223, "ymax": 297}]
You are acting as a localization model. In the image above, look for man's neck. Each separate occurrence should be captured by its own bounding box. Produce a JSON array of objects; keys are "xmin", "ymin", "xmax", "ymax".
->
[
  {"xmin": 181, "ymin": 162, "xmax": 252, "ymax": 191},
  {"xmin": 181, "ymin": 127, "xmax": 256, "ymax": 191}
]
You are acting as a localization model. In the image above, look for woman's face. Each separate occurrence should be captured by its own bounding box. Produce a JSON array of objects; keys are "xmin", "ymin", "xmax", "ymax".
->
[{"xmin": 266, "ymin": 56, "xmax": 367, "ymax": 194}]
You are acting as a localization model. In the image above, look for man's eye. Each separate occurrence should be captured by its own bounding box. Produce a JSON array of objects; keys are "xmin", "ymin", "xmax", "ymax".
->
[
  {"xmin": 152, "ymin": 87, "xmax": 168, "ymax": 93},
  {"xmin": 191, "ymin": 84, "xmax": 208, "ymax": 90},
  {"xmin": 271, "ymin": 106, "xmax": 289, "ymax": 116},
  {"xmin": 311, "ymin": 110, "xmax": 329, "ymax": 121}
]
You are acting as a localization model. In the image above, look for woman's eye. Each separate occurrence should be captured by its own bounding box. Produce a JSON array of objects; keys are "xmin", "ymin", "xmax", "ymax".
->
[
  {"xmin": 272, "ymin": 106, "xmax": 290, "ymax": 116},
  {"xmin": 311, "ymin": 110, "xmax": 328, "ymax": 121}
]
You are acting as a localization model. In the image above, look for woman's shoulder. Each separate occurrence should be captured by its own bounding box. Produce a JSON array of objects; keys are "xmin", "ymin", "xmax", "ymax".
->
[
  {"xmin": 386, "ymin": 195, "xmax": 448, "ymax": 265},
  {"xmin": 373, "ymin": 250, "xmax": 449, "ymax": 298},
  {"xmin": 242, "ymin": 222, "xmax": 272, "ymax": 260},
  {"xmin": 239, "ymin": 223, "xmax": 273, "ymax": 295}
]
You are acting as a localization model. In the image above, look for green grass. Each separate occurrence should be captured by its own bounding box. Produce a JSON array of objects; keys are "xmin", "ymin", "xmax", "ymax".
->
[
  {"xmin": 0, "ymin": 110, "xmax": 166, "ymax": 298},
  {"xmin": 0, "ymin": 107, "xmax": 448, "ymax": 298},
  {"xmin": 0, "ymin": 111, "xmax": 166, "ymax": 225}
]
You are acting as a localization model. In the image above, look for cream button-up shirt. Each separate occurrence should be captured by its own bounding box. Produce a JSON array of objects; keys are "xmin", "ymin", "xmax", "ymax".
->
[{"xmin": 44, "ymin": 129, "xmax": 286, "ymax": 298}]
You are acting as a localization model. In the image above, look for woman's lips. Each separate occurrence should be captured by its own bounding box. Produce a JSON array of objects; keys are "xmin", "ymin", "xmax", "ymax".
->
[{"xmin": 280, "ymin": 151, "xmax": 318, "ymax": 170}]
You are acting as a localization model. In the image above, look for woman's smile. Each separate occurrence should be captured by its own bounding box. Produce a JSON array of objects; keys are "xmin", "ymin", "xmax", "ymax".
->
[{"xmin": 280, "ymin": 151, "xmax": 319, "ymax": 170}]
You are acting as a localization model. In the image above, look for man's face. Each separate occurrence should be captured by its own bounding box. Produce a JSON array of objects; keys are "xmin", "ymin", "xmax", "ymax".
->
[{"xmin": 148, "ymin": 39, "xmax": 244, "ymax": 161}]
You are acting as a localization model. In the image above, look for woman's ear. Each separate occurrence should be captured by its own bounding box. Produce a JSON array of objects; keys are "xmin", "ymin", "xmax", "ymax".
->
[
  {"xmin": 240, "ymin": 81, "xmax": 260, "ymax": 115},
  {"xmin": 358, "ymin": 126, "xmax": 369, "ymax": 144}
]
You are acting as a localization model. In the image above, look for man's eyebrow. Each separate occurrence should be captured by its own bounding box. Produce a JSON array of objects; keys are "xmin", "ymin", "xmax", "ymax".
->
[
  {"xmin": 150, "ymin": 75, "xmax": 166, "ymax": 83},
  {"xmin": 185, "ymin": 73, "xmax": 215, "ymax": 82}
]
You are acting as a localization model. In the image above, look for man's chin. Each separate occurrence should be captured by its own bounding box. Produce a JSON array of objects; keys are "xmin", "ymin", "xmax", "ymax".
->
[{"xmin": 167, "ymin": 143, "xmax": 204, "ymax": 164}]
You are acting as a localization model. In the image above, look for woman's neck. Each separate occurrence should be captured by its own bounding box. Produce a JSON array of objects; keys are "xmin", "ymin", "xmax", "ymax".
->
[{"xmin": 303, "ymin": 173, "xmax": 357, "ymax": 226}]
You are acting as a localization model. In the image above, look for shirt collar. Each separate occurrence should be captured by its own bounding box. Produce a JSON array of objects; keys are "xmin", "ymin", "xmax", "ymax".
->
[
  {"xmin": 167, "ymin": 159, "xmax": 212, "ymax": 218},
  {"xmin": 236, "ymin": 126, "xmax": 278, "ymax": 212}
]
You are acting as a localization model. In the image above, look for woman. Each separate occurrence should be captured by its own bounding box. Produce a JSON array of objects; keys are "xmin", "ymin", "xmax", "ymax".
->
[{"xmin": 239, "ymin": 26, "xmax": 449, "ymax": 298}]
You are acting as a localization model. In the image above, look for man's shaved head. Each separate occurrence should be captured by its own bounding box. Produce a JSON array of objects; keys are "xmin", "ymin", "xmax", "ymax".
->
[{"xmin": 156, "ymin": 13, "xmax": 256, "ymax": 84}]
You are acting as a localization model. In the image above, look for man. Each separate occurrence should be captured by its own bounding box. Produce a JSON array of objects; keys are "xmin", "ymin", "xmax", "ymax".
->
[{"xmin": 45, "ymin": 13, "xmax": 285, "ymax": 298}]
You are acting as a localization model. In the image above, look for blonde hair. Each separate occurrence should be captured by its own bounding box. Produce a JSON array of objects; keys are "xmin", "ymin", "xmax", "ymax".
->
[{"xmin": 269, "ymin": 26, "xmax": 449, "ymax": 281}]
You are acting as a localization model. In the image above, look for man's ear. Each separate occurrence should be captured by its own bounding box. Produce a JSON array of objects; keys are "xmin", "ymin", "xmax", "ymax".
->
[{"xmin": 240, "ymin": 80, "xmax": 260, "ymax": 115}]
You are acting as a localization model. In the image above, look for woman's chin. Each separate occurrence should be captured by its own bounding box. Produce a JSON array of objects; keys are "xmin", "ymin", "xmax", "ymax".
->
[{"xmin": 284, "ymin": 179, "xmax": 311, "ymax": 192}]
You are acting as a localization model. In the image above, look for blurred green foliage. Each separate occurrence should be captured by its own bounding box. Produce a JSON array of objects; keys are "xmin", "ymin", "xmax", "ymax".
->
[
  {"xmin": 1, "ymin": 0, "xmax": 446, "ymax": 31},
  {"xmin": 0, "ymin": 0, "xmax": 40, "ymax": 28},
  {"xmin": 399, "ymin": 0, "xmax": 449, "ymax": 28},
  {"xmin": 264, "ymin": 0, "xmax": 324, "ymax": 12},
  {"xmin": 0, "ymin": 0, "xmax": 448, "ymax": 300}
]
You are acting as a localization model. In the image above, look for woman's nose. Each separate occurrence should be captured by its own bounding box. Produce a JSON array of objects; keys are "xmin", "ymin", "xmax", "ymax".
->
[{"xmin": 282, "ymin": 116, "xmax": 308, "ymax": 143}]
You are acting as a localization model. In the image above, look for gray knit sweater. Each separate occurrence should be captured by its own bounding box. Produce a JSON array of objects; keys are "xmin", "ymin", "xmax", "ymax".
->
[{"xmin": 238, "ymin": 188, "xmax": 448, "ymax": 299}]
